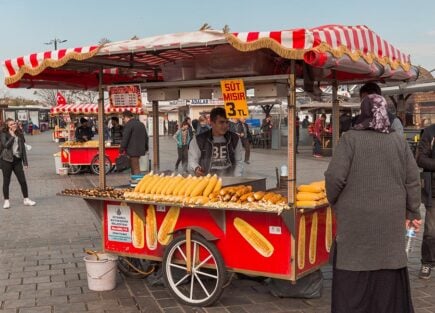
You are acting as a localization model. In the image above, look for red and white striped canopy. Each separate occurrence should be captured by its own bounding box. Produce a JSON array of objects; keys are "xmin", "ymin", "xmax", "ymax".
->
[
  {"xmin": 2, "ymin": 25, "xmax": 417, "ymax": 90},
  {"xmin": 50, "ymin": 103, "xmax": 144, "ymax": 115}
]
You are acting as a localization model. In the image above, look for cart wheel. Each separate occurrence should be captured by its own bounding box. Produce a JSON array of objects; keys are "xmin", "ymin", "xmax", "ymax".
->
[
  {"xmin": 162, "ymin": 234, "xmax": 226, "ymax": 307},
  {"xmin": 118, "ymin": 257, "xmax": 154, "ymax": 278},
  {"xmin": 68, "ymin": 165, "xmax": 82, "ymax": 175},
  {"xmin": 90, "ymin": 155, "xmax": 112, "ymax": 175}
]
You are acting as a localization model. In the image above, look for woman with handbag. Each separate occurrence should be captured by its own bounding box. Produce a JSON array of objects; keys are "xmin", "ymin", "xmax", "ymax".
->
[{"xmin": 0, "ymin": 118, "xmax": 36, "ymax": 209}]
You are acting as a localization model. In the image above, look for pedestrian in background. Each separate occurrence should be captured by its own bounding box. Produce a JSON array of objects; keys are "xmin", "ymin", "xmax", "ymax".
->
[
  {"xmin": 325, "ymin": 94, "xmax": 421, "ymax": 313},
  {"xmin": 173, "ymin": 121, "xmax": 191, "ymax": 173},
  {"xmin": 196, "ymin": 115, "xmax": 210, "ymax": 135},
  {"xmin": 120, "ymin": 111, "xmax": 149, "ymax": 175},
  {"xmin": 312, "ymin": 113, "xmax": 326, "ymax": 158},
  {"xmin": 235, "ymin": 118, "xmax": 252, "ymax": 164},
  {"xmin": 295, "ymin": 116, "xmax": 300, "ymax": 153},
  {"xmin": 0, "ymin": 118, "xmax": 36, "ymax": 209},
  {"xmin": 261, "ymin": 114, "xmax": 273, "ymax": 149},
  {"xmin": 416, "ymin": 123, "xmax": 435, "ymax": 279}
]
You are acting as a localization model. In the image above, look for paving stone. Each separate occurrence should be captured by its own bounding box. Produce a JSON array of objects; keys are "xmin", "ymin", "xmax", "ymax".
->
[
  {"xmin": 19, "ymin": 306, "xmax": 52, "ymax": 313},
  {"xmin": 24, "ymin": 265, "xmax": 50, "ymax": 272},
  {"xmin": 10, "ymin": 271, "xmax": 36, "ymax": 279},
  {"xmin": 36, "ymin": 281, "xmax": 66, "ymax": 290},
  {"xmin": 68, "ymin": 292, "xmax": 101, "ymax": 303},
  {"xmin": 163, "ymin": 308, "xmax": 185, "ymax": 313},
  {"xmin": 53, "ymin": 302, "xmax": 87, "ymax": 313},
  {"xmin": 52, "ymin": 286, "xmax": 82, "ymax": 296},
  {"xmin": 23, "ymin": 276, "xmax": 51, "ymax": 284},
  {"xmin": 50, "ymin": 273, "xmax": 80, "ymax": 282},
  {"xmin": 6, "ymin": 284, "xmax": 36, "ymax": 293},
  {"xmin": 157, "ymin": 298, "xmax": 180, "ymax": 308},
  {"xmin": 3, "ymin": 298, "xmax": 36, "ymax": 309},
  {"xmin": 20, "ymin": 289, "xmax": 51, "ymax": 299},
  {"xmin": 0, "ymin": 291, "xmax": 20, "ymax": 301},
  {"xmin": 86, "ymin": 299, "xmax": 120, "ymax": 311},
  {"xmin": 36, "ymin": 295, "xmax": 68, "ymax": 306}
]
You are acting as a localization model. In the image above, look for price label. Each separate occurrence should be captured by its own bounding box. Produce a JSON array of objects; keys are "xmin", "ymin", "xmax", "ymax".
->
[
  {"xmin": 220, "ymin": 79, "xmax": 249, "ymax": 119},
  {"xmin": 269, "ymin": 226, "xmax": 282, "ymax": 235},
  {"xmin": 156, "ymin": 205, "xmax": 166, "ymax": 212}
]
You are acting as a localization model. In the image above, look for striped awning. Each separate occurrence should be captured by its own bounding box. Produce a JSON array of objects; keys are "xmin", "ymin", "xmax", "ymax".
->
[
  {"xmin": 50, "ymin": 103, "xmax": 144, "ymax": 115},
  {"xmin": 2, "ymin": 25, "xmax": 418, "ymax": 90}
]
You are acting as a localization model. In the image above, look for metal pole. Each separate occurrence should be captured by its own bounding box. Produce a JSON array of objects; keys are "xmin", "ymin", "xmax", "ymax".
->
[
  {"xmin": 287, "ymin": 60, "xmax": 296, "ymax": 205},
  {"xmin": 98, "ymin": 68, "xmax": 106, "ymax": 188},
  {"xmin": 331, "ymin": 77, "xmax": 340, "ymax": 150},
  {"xmin": 152, "ymin": 100, "xmax": 160, "ymax": 171}
]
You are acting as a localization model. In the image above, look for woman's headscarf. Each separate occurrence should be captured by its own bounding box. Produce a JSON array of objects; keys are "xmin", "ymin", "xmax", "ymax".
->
[{"xmin": 353, "ymin": 94, "xmax": 392, "ymax": 133}]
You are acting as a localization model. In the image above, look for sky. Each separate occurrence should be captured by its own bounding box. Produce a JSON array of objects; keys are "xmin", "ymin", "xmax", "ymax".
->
[{"xmin": 1, "ymin": 0, "xmax": 435, "ymax": 100}]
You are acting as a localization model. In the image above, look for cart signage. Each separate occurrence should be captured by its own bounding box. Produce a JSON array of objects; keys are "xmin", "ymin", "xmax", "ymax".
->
[
  {"xmin": 17, "ymin": 110, "xmax": 28, "ymax": 121},
  {"xmin": 220, "ymin": 79, "xmax": 249, "ymax": 118},
  {"xmin": 107, "ymin": 204, "xmax": 132, "ymax": 243},
  {"xmin": 108, "ymin": 84, "xmax": 142, "ymax": 108},
  {"xmin": 269, "ymin": 226, "xmax": 282, "ymax": 235},
  {"xmin": 156, "ymin": 205, "xmax": 166, "ymax": 212}
]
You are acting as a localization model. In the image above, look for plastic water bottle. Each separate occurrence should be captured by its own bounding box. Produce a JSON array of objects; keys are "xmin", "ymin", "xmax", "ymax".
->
[{"xmin": 405, "ymin": 227, "xmax": 416, "ymax": 256}]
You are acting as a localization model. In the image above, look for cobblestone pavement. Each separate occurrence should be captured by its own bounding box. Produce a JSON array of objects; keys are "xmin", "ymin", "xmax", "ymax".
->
[{"xmin": 0, "ymin": 132, "xmax": 434, "ymax": 313}]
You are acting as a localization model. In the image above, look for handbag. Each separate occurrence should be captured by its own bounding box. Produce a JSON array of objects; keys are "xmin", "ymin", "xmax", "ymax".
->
[
  {"xmin": 1, "ymin": 148, "xmax": 13, "ymax": 162},
  {"xmin": 115, "ymin": 154, "xmax": 130, "ymax": 172}
]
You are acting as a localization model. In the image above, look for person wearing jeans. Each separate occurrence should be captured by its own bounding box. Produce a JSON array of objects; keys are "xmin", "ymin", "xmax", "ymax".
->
[{"xmin": 0, "ymin": 118, "xmax": 36, "ymax": 209}]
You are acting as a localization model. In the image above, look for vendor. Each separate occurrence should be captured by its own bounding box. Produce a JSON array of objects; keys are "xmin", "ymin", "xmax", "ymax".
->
[
  {"xmin": 110, "ymin": 116, "xmax": 123, "ymax": 145},
  {"xmin": 189, "ymin": 107, "xmax": 244, "ymax": 177},
  {"xmin": 75, "ymin": 117, "xmax": 93, "ymax": 142}
]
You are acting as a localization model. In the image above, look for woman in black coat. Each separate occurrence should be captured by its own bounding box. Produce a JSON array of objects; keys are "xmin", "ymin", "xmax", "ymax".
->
[{"xmin": 0, "ymin": 118, "xmax": 35, "ymax": 209}]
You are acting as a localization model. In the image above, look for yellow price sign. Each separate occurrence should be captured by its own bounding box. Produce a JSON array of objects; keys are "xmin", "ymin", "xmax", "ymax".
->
[{"xmin": 220, "ymin": 79, "xmax": 249, "ymax": 119}]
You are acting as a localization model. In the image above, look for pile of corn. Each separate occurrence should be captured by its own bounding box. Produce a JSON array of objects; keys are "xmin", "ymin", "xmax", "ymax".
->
[
  {"xmin": 123, "ymin": 172, "xmax": 289, "ymax": 212},
  {"xmin": 61, "ymin": 140, "xmax": 99, "ymax": 147},
  {"xmin": 296, "ymin": 181, "xmax": 328, "ymax": 208}
]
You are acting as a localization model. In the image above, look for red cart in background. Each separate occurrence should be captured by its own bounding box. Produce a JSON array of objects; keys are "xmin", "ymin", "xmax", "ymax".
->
[{"xmin": 60, "ymin": 142, "xmax": 120, "ymax": 174}]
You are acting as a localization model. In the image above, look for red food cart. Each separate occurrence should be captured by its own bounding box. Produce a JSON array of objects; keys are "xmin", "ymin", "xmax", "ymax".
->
[
  {"xmin": 60, "ymin": 143, "xmax": 120, "ymax": 174},
  {"xmin": 51, "ymin": 103, "xmax": 145, "ymax": 174},
  {"xmin": 2, "ymin": 24, "xmax": 418, "ymax": 306}
]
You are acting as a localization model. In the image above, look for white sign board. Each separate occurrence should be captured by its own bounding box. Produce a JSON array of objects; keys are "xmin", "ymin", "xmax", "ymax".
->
[
  {"xmin": 107, "ymin": 204, "xmax": 132, "ymax": 243},
  {"xmin": 17, "ymin": 110, "xmax": 28, "ymax": 121},
  {"xmin": 147, "ymin": 116, "xmax": 165, "ymax": 136}
]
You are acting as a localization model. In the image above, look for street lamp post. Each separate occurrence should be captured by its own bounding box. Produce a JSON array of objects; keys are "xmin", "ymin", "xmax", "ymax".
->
[{"xmin": 45, "ymin": 38, "xmax": 67, "ymax": 50}]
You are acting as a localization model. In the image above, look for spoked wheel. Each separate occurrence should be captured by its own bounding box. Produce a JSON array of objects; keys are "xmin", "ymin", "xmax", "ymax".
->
[
  {"xmin": 67, "ymin": 165, "xmax": 82, "ymax": 175},
  {"xmin": 118, "ymin": 257, "xmax": 154, "ymax": 278},
  {"xmin": 162, "ymin": 234, "xmax": 226, "ymax": 307},
  {"xmin": 90, "ymin": 155, "xmax": 112, "ymax": 175}
]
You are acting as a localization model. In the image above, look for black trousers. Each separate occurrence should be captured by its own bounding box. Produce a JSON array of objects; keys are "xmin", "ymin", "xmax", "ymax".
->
[
  {"xmin": 175, "ymin": 145, "xmax": 188, "ymax": 172},
  {"xmin": 1, "ymin": 157, "xmax": 29, "ymax": 199},
  {"xmin": 422, "ymin": 205, "xmax": 435, "ymax": 266}
]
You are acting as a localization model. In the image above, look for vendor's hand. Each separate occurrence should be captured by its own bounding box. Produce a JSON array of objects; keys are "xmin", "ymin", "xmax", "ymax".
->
[
  {"xmin": 195, "ymin": 166, "xmax": 205, "ymax": 177},
  {"xmin": 406, "ymin": 219, "xmax": 422, "ymax": 232},
  {"xmin": 240, "ymin": 133, "xmax": 245, "ymax": 137}
]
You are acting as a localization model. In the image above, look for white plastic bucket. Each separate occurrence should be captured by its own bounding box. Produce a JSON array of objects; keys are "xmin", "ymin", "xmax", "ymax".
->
[
  {"xmin": 58, "ymin": 167, "xmax": 69, "ymax": 176},
  {"xmin": 53, "ymin": 153, "xmax": 62, "ymax": 174},
  {"xmin": 83, "ymin": 253, "xmax": 118, "ymax": 291}
]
